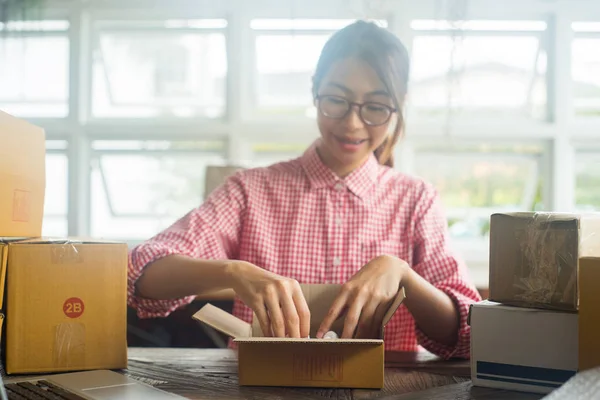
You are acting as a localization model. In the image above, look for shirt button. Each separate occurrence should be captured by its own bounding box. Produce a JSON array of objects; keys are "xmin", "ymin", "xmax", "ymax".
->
[
  {"xmin": 332, "ymin": 257, "xmax": 341, "ymax": 267},
  {"xmin": 334, "ymin": 182, "xmax": 345, "ymax": 191}
]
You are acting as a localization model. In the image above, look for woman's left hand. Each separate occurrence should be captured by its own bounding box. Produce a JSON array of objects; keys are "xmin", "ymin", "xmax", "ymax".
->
[{"xmin": 317, "ymin": 255, "xmax": 408, "ymax": 339}]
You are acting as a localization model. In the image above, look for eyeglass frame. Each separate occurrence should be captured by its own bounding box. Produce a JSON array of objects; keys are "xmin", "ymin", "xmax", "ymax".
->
[{"xmin": 315, "ymin": 94, "xmax": 397, "ymax": 126}]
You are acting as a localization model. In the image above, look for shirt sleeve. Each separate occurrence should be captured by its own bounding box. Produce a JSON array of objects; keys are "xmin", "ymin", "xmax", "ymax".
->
[
  {"xmin": 127, "ymin": 171, "xmax": 247, "ymax": 319},
  {"xmin": 410, "ymin": 183, "xmax": 482, "ymax": 360}
]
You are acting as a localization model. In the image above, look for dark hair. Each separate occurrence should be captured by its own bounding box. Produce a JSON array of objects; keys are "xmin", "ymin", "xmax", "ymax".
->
[{"xmin": 312, "ymin": 20, "xmax": 410, "ymax": 168}]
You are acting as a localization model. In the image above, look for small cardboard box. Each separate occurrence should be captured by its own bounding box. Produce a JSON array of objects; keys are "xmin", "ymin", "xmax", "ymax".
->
[
  {"xmin": 489, "ymin": 212, "xmax": 600, "ymax": 311},
  {"xmin": 579, "ymin": 256, "xmax": 600, "ymax": 371},
  {"xmin": 469, "ymin": 300, "xmax": 578, "ymax": 394},
  {"xmin": 0, "ymin": 110, "xmax": 46, "ymax": 237},
  {"xmin": 0, "ymin": 238, "xmax": 129, "ymax": 374},
  {"xmin": 193, "ymin": 284, "xmax": 406, "ymax": 389}
]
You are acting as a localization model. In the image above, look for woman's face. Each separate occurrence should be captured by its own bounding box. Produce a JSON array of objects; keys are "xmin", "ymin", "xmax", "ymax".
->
[{"xmin": 315, "ymin": 57, "xmax": 395, "ymax": 176}]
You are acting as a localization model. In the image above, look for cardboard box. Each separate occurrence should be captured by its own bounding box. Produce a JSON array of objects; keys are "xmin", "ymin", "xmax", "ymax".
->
[
  {"xmin": 193, "ymin": 284, "xmax": 406, "ymax": 389},
  {"xmin": 579, "ymin": 256, "xmax": 600, "ymax": 371},
  {"xmin": 0, "ymin": 110, "xmax": 46, "ymax": 237},
  {"xmin": 0, "ymin": 238, "xmax": 129, "ymax": 374},
  {"xmin": 489, "ymin": 212, "xmax": 600, "ymax": 311},
  {"xmin": 469, "ymin": 300, "xmax": 578, "ymax": 394}
]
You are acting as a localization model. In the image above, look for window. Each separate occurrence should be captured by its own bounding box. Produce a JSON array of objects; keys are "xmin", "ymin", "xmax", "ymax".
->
[
  {"xmin": 409, "ymin": 20, "xmax": 547, "ymax": 120},
  {"xmin": 575, "ymin": 151, "xmax": 600, "ymax": 211},
  {"xmin": 0, "ymin": 20, "xmax": 69, "ymax": 117},
  {"xmin": 251, "ymin": 19, "xmax": 387, "ymax": 118},
  {"xmin": 572, "ymin": 23, "xmax": 600, "ymax": 117},
  {"xmin": 44, "ymin": 141, "xmax": 69, "ymax": 237},
  {"xmin": 413, "ymin": 142, "xmax": 544, "ymax": 240},
  {"xmin": 90, "ymin": 140, "xmax": 226, "ymax": 240},
  {"xmin": 92, "ymin": 19, "xmax": 227, "ymax": 118}
]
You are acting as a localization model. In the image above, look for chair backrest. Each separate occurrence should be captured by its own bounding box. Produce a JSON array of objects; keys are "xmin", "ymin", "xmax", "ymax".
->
[{"xmin": 204, "ymin": 165, "xmax": 244, "ymax": 198}]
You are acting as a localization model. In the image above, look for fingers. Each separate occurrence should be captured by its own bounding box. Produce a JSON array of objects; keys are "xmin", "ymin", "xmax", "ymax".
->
[
  {"xmin": 317, "ymin": 290, "xmax": 348, "ymax": 338},
  {"xmin": 371, "ymin": 302, "xmax": 389, "ymax": 338},
  {"xmin": 253, "ymin": 303, "xmax": 272, "ymax": 338},
  {"xmin": 341, "ymin": 294, "xmax": 366, "ymax": 339},
  {"xmin": 264, "ymin": 290, "xmax": 286, "ymax": 337},
  {"xmin": 292, "ymin": 286, "xmax": 311, "ymax": 338},
  {"xmin": 256, "ymin": 279, "xmax": 308, "ymax": 338},
  {"xmin": 280, "ymin": 290, "xmax": 301, "ymax": 338},
  {"xmin": 355, "ymin": 298, "xmax": 379, "ymax": 339}
]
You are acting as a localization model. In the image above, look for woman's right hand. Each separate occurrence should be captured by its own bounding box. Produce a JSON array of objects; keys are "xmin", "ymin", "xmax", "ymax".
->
[{"xmin": 227, "ymin": 261, "xmax": 311, "ymax": 338}]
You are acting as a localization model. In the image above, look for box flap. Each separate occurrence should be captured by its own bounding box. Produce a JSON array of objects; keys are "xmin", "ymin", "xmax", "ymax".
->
[
  {"xmin": 0, "ymin": 110, "xmax": 46, "ymax": 237},
  {"xmin": 0, "ymin": 110, "xmax": 45, "ymax": 172},
  {"xmin": 382, "ymin": 286, "xmax": 406, "ymax": 327},
  {"xmin": 193, "ymin": 303, "xmax": 251, "ymax": 338},
  {"xmin": 302, "ymin": 284, "xmax": 346, "ymax": 337}
]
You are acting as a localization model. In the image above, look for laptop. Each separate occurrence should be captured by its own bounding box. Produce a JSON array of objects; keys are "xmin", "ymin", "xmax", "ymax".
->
[{"xmin": 0, "ymin": 369, "xmax": 186, "ymax": 399}]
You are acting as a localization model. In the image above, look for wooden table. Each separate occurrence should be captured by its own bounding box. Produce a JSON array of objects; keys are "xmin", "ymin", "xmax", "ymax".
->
[{"xmin": 123, "ymin": 348, "xmax": 546, "ymax": 399}]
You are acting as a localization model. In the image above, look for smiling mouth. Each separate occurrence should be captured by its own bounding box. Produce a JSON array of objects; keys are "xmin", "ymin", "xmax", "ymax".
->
[{"xmin": 336, "ymin": 137, "xmax": 368, "ymax": 145}]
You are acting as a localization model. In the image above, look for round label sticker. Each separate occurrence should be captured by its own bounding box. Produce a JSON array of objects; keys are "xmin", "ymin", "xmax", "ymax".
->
[{"xmin": 63, "ymin": 297, "xmax": 84, "ymax": 318}]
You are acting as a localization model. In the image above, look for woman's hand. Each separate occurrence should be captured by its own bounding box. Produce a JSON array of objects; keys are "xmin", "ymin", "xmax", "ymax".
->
[
  {"xmin": 228, "ymin": 261, "xmax": 311, "ymax": 338},
  {"xmin": 317, "ymin": 255, "xmax": 407, "ymax": 339}
]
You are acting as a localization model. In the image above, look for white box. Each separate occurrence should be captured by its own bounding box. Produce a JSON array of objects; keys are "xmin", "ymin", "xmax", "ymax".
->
[{"xmin": 469, "ymin": 300, "xmax": 578, "ymax": 394}]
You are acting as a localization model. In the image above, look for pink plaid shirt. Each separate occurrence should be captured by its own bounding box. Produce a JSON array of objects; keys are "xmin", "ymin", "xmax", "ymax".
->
[{"xmin": 128, "ymin": 141, "xmax": 482, "ymax": 359}]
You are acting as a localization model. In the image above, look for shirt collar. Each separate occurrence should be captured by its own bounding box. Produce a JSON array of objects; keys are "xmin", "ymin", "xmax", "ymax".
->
[{"xmin": 300, "ymin": 140, "xmax": 379, "ymax": 199}]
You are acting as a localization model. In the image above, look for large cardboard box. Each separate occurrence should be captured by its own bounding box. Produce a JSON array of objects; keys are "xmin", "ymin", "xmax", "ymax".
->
[
  {"xmin": 0, "ymin": 238, "xmax": 129, "ymax": 374},
  {"xmin": 193, "ymin": 284, "xmax": 405, "ymax": 389},
  {"xmin": 0, "ymin": 110, "xmax": 46, "ymax": 237},
  {"xmin": 489, "ymin": 212, "xmax": 600, "ymax": 311},
  {"xmin": 469, "ymin": 300, "xmax": 578, "ymax": 394},
  {"xmin": 579, "ymin": 256, "xmax": 600, "ymax": 371}
]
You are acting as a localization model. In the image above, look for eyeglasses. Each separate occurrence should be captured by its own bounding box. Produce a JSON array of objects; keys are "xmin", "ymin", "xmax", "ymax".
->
[{"xmin": 316, "ymin": 95, "xmax": 396, "ymax": 126}]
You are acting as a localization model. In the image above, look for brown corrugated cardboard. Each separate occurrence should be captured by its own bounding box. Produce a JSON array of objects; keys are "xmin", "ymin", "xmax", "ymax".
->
[
  {"xmin": 489, "ymin": 212, "xmax": 600, "ymax": 311},
  {"xmin": 0, "ymin": 238, "xmax": 129, "ymax": 374},
  {"xmin": 469, "ymin": 300, "xmax": 578, "ymax": 394},
  {"xmin": 0, "ymin": 110, "xmax": 46, "ymax": 237},
  {"xmin": 579, "ymin": 256, "xmax": 600, "ymax": 371},
  {"xmin": 193, "ymin": 284, "xmax": 406, "ymax": 389}
]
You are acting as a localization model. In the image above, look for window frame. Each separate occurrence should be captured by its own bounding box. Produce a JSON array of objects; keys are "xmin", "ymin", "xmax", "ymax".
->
[
  {"xmin": 88, "ymin": 139, "xmax": 227, "ymax": 240},
  {"xmin": 43, "ymin": 142, "xmax": 70, "ymax": 237},
  {"xmin": 88, "ymin": 17, "xmax": 229, "ymax": 123},
  {"xmin": 0, "ymin": 19, "xmax": 71, "ymax": 120},
  {"xmin": 406, "ymin": 19, "xmax": 550, "ymax": 125}
]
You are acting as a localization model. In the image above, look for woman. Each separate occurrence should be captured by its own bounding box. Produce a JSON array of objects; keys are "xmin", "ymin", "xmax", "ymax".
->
[{"xmin": 128, "ymin": 20, "xmax": 482, "ymax": 359}]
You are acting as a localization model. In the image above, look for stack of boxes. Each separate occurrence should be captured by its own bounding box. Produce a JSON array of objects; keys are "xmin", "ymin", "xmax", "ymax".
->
[
  {"xmin": 469, "ymin": 212, "xmax": 600, "ymax": 394},
  {"xmin": 0, "ymin": 110, "xmax": 129, "ymax": 374}
]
